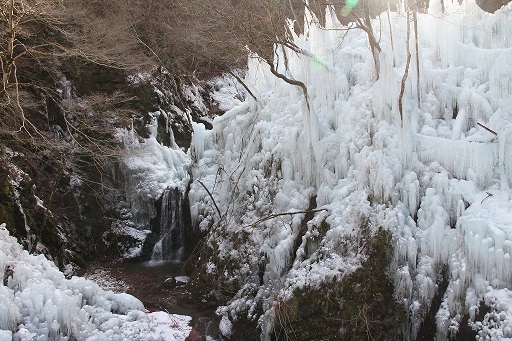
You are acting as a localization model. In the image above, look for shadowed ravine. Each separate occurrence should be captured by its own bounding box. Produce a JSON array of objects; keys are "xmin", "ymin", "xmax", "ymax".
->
[{"xmin": 84, "ymin": 187, "xmax": 228, "ymax": 339}]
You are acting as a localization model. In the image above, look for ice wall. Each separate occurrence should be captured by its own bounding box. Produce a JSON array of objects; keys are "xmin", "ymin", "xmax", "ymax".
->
[
  {"xmin": 116, "ymin": 115, "xmax": 190, "ymax": 224},
  {"xmin": 189, "ymin": 1, "xmax": 512, "ymax": 339}
]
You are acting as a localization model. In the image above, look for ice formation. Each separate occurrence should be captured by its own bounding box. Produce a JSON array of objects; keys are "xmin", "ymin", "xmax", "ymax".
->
[
  {"xmin": 115, "ymin": 116, "xmax": 190, "ymax": 227},
  {"xmin": 188, "ymin": 1, "xmax": 512, "ymax": 339},
  {"xmin": 107, "ymin": 115, "xmax": 191, "ymax": 258},
  {"xmin": 0, "ymin": 224, "xmax": 192, "ymax": 340}
]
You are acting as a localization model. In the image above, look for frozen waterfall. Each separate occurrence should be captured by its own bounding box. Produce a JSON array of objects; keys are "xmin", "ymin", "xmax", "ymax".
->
[{"xmin": 188, "ymin": 1, "xmax": 512, "ymax": 340}]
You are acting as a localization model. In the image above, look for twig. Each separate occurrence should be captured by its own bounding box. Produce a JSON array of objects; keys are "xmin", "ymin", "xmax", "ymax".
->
[
  {"xmin": 481, "ymin": 191, "xmax": 493, "ymax": 203},
  {"xmin": 197, "ymin": 180, "xmax": 222, "ymax": 218},
  {"xmin": 477, "ymin": 123, "xmax": 497, "ymax": 136},
  {"xmin": 244, "ymin": 208, "xmax": 328, "ymax": 228}
]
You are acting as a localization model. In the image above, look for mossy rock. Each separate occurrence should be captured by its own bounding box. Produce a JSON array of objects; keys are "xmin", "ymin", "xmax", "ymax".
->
[
  {"xmin": 274, "ymin": 229, "xmax": 405, "ymax": 341},
  {"xmin": 0, "ymin": 166, "xmax": 28, "ymax": 242},
  {"xmin": 0, "ymin": 145, "xmax": 111, "ymax": 269}
]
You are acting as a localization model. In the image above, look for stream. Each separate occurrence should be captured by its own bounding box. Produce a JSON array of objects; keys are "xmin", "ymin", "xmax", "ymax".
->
[
  {"xmin": 82, "ymin": 188, "xmax": 226, "ymax": 339},
  {"xmin": 84, "ymin": 260, "xmax": 222, "ymax": 340}
]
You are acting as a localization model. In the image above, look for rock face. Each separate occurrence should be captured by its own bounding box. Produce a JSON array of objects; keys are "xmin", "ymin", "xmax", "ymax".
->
[
  {"xmin": 0, "ymin": 148, "xmax": 101, "ymax": 269},
  {"xmin": 65, "ymin": 60, "xmax": 211, "ymax": 150},
  {"xmin": 64, "ymin": 60, "xmax": 127, "ymax": 96},
  {"xmin": 0, "ymin": 55, "xmax": 210, "ymax": 271},
  {"xmin": 476, "ymin": 0, "xmax": 511, "ymax": 12},
  {"xmin": 127, "ymin": 70, "xmax": 197, "ymax": 149}
]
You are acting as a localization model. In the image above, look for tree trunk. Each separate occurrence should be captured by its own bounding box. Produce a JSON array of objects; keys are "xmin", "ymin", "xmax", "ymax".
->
[
  {"xmin": 2, "ymin": 0, "xmax": 15, "ymax": 93},
  {"xmin": 364, "ymin": 12, "xmax": 381, "ymax": 80},
  {"xmin": 399, "ymin": 9, "xmax": 411, "ymax": 125}
]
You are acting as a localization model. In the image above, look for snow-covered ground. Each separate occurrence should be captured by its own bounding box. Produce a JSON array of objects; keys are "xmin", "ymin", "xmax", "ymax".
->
[
  {"xmin": 0, "ymin": 224, "xmax": 192, "ymax": 340},
  {"xmin": 189, "ymin": 1, "xmax": 512, "ymax": 339}
]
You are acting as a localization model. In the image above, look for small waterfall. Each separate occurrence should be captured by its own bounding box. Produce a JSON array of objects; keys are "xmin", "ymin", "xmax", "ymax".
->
[{"xmin": 151, "ymin": 188, "xmax": 186, "ymax": 262}]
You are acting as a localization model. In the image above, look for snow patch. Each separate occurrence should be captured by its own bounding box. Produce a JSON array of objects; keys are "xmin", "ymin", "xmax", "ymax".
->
[{"xmin": 0, "ymin": 223, "xmax": 192, "ymax": 340}]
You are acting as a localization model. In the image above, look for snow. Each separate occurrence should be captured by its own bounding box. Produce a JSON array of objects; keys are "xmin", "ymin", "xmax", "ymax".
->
[
  {"xmin": 218, "ymin": 314, "xmax": 232, "ymax": 338},
  {"xmin": 208, "ymin": 71, "xmax": 247, "ymax": 112},
  {"xmin": 187, "ymin": 1, "xmax": 512, "ymax": 339},
  {"xmin": 84, "ymin": 268, "xmax": 130, "ymax": 293},
  {"xmin": 467, "ymin": 288, "xmax": 512, "ymax": 340},
  {"xmin": 0, "ymin": 224, "xmax": 192, "ymax": 340}
]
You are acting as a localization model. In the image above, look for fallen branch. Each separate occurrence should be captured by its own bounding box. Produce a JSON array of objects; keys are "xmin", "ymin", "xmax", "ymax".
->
[
  {"xmin": 228, "ymin": 70, "xmax": 258, "ymax": 102},
  {"xmin": 244, "ymin": 208, "xmax": 328, "ymax": 228}
]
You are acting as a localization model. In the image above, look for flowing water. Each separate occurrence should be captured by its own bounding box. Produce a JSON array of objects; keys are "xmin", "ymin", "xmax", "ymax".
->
[
  {"xmin": 151, "ymin": 188, "xmax": 186, "ymax": 262},
  {"xmin": 84, "ymin": 187, "xmax": 222, "ymax": 339}
]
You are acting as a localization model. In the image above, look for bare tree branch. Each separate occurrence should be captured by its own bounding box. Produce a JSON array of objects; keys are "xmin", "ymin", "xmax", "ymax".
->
[
  {"xmin": 197, "ymin": 180, "xmax": 222, "ymax": 219},
  {"xmin": 244, "ymin": 208, "xmax": 328, "ymax": 228},
  {"xmin": 399, "ymin": 8, "xmax": 411, "ymax": 124}
]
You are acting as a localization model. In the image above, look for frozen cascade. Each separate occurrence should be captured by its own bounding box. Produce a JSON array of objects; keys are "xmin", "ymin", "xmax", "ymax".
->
[
  {"xmin": 115, "ymin": 115, "xmax": 190, "ymax": 227},
  {"xmin": 151, "ymin": 187, "xmax": 186, "ymax": 262},
  {"xmin": 187, "ymin": 2, "xmax": 512, "ymax": 340},
  {"xmin": 108, "ymin": 114, "xmax": 190, "ymax": 258}
]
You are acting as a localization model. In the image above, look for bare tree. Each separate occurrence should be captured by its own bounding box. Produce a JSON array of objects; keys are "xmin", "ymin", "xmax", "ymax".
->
[
  {"xmin": 161, "ymin": 0, "xmax": 311, "ymax": 104},
  {"xmin": 0, "ymin": 0, "xmax": 160, "ymax": 138}
]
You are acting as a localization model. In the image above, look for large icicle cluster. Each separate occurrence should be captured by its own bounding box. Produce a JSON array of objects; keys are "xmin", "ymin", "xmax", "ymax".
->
[
  {"xmin": 107, "ymin": 117, "xmax": 191, "ymax": 258},
  {"xmin": 0, "ymin": 224, "xmax": 191, "ymax": 340},
  {"xmin": 189, "ymin": 1, "xmax": 512, "ymax": 339},
  {"xmin": 115, "ymin": 117, "xmax": 191, "ymax": 225}
]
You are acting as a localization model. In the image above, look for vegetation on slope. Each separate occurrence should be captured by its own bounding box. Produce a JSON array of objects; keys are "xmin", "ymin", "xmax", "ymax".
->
[{"xmin": 273, "ymin": 229, "xmax": 404, "ymax": 341}]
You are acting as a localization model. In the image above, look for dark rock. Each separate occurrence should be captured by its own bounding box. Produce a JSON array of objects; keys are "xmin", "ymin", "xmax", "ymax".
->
[
  {"xmin": 163, "ymin": 277, "xmax": 177, "ymax": 289},
  {"xmin": 63, "ymin": 60, "xmax": 127, "ymax": 96},
  {"xmin": 185, "ymin": 328, "xmax": 206, "ymax": 341},
  {"xmin": 476, "ymin": 0, "xmax": 511, "ymax": 12},
  {"xmin": 3, "ymin": 265, "xmax": 14, "ymax": 286}
]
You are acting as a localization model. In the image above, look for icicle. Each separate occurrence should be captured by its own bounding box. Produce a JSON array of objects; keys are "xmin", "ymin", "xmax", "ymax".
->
[
  {"xmin": 489, "ymin": 50, "xmax": 512, "ymax": 109},
  {"xmin": 498, "ymin": 127, "xmax": 512, "ymax": 191},
  {"xmin": 416, "ymin": 135, "xmax": 498, "ymax": 188},
  {"xmin": 395, "ymin": 266, "xmax": 414, "ymax": 303}
]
